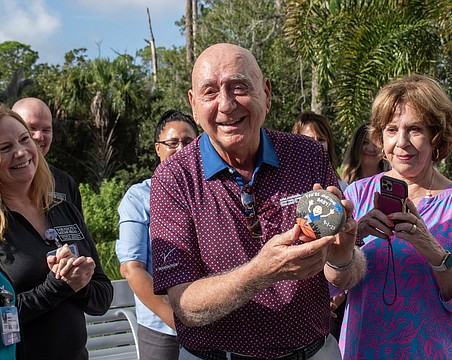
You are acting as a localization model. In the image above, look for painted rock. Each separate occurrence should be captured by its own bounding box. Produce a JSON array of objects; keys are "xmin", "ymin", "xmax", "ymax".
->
[{"xmin": 296, "ymin": 189, "xmax": 346, "ymax": 239}]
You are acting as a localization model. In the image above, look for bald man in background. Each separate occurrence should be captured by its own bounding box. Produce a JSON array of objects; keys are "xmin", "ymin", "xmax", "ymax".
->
[{"xmin": 12, "ymin": 97, "xmax": 83, "ymax": 213}]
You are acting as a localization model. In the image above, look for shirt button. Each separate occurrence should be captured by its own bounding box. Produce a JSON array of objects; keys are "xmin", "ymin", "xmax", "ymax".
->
[{"xmin": 228, "ymin": 168, "xmax": 234, "ymax": 174}]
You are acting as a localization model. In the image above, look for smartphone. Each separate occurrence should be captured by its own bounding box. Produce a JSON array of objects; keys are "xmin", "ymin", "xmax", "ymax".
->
[
  {"xmin": 46, "ymin": 243, "xmax": 79, "ymax": 257},
  {"xmin": 379, "ymin": 175, "xmax": 408, "ymax": 218}
]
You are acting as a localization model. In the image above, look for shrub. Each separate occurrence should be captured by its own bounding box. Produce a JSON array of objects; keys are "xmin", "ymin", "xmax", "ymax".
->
[
  {"xmin": 80, "ymin": 178, "xmax": 126, "ymax": 243},
  {"xmin": 95, "ymin": 241, "xmax": 122, "ymax": 280},
  {"xmin": 80, "ymin": 178, "xmax": 127, "ymax": 280}
]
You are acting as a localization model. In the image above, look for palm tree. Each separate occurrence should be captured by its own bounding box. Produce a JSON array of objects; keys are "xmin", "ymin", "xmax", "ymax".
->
[
  {"xmin": 285, "ymin": 0, "xmax": 450, "ymax": 133},
  {"xmin": 54, "ymin": 53, "xmax": 150, "ymax": 189}
]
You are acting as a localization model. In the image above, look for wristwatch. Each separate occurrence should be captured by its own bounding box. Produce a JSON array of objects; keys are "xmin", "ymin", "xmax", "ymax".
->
[{"xmin": 430, "ymin": 251, "xmax": 452, "ymax": 272}]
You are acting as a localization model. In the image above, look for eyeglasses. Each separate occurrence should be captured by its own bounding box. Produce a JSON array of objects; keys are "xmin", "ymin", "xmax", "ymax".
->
[
  {"xmin": 156, "ymin": 139, "xmax": 194, "ymax": 149},
  {"xmin": 241, "ymin": 184, "xmax": 262, "ymax": 238}
]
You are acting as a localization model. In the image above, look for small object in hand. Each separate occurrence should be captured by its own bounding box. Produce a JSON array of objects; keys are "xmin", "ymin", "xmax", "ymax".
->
[
  {"xmin": 296, "ymin": 189, "xmax": 346, "ymax": 239},
  {"xmin": 46, "ymin": 243, "xmax": 79, "ymax": 257}
]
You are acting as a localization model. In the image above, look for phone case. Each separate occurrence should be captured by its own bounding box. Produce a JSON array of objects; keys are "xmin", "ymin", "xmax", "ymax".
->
[
  {"xmin": 379, "ymin": 175, "xmax": 408, "ymax": 216},
  {"xmin": 46, "ymin": 244, "xmax": 79, "ymax": 257}
]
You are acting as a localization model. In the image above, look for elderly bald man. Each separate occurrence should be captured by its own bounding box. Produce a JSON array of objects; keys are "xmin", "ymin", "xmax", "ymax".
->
[
  {"xmin": 12, "ymin": 98, "xmax": 82, "ymax": 213},
  {"xmin": 150, "ymin": 43, "xmax": 367, "ymax": 360}
]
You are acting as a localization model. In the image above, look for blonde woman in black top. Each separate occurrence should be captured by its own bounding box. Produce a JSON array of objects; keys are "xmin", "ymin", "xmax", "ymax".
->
[{"xmin": 0, "ymin": 105, "xmax": 112, "ymax": 360}]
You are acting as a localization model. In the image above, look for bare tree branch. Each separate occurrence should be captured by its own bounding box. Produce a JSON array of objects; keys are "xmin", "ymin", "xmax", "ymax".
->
[
  {"xmin": 146, "ymin": 7, "xmax": 158, "ymax": 84},
  {"xmin": 186, "ymin": 0, "xmax": 194, "ymax": 63}
]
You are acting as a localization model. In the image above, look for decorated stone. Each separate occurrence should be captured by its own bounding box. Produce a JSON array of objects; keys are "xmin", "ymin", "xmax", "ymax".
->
[{"xmin": 296, "ymin": 189, "xmax": 346, "ymax": 239}]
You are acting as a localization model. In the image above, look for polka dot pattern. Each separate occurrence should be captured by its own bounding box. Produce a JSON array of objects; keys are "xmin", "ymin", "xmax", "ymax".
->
[{"xmin": 150, "ymin": 129, "xmax": 339, "ymax": 358}]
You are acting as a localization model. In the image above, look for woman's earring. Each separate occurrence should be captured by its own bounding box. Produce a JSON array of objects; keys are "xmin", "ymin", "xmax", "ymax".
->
[
  {"xmin": 432, "ymin": 148, "xmax": 440, "ymax": 161},
  {"xmin": 381, "ymin": 149, "xmax": 388, "ymax": 160}
]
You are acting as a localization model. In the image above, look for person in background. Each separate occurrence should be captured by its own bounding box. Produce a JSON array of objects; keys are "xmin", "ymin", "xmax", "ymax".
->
[
  {"xmin": 150, "ymin": 43, "xmax": 366, "ymax": 360},
  {"xmin": 116, "ymin": 109, "xmax": 199, "ymax": 360},
  {"xmin": 12, "ymin": 98, "xmax": 83, "ymax": 213},
  {"xmin": 340, "ymin": 74, "xmax": 452, "ymax": 359},
  {"xmin": 293, "ymin": 110, "xmax": 350, "ymax": 340},
  {"xmin": 0, "ymin": 261, "xmax": 16, "ymax": 360},
  {"xmin": 329, "ymin": 123, "xmax": 388, "ymax": 340},
  {"xmin": 0, "ymin": 105, "xmax": 113, "ymax": 360},
  {"xmin": 292, "ymin": 111, "xmax": 348, "ymax": 191},
  {"xmin": 341, "ymin": 123, "xmax": 387, "ymax": 184}
]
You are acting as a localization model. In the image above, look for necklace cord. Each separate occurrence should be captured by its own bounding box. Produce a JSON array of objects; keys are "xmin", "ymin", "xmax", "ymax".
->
[{"xmin": 382, "ymin": 238, "xmax": 397, "ymax": 306}]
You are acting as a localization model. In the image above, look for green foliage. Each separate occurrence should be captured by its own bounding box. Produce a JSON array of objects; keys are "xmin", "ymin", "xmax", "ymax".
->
[
  {"xmin": 3, "ymin": 1, "xmax": 451, "ymax": 179},
  {"xmin": 333, "ymin": 10, "xmax": 438, "ymax": 131},
  {"xmin": 95, "ymin": 241, "xmax": 122, "ymax": 280},
  {"xmin": 0, "ymin": 41, "xmax": 38, "ymax": 88},
  {"xmin": 79, "ymin": 178, "xmax": 127, "ymax": 244},
  {"xmin": 0, "ymin": 67, "xmax": 34, "ymax": 106},
  {"xmin": 138, "ymin": 46, "xmax": 193, "ymax": 113},
  {"xmin": 79, "ymin": 178, "xmax": 127, "ymax": 280},
  {"xmin": 114, "ymin": 164, "xmax": 154, "ymax": 192},
  {"xmin": 24, "ymin": 62, "xmax": 61, "ymax": 102},
  {"xmin": 284, "ymin": 0, "xmax": 452, "ymax": 163},
  {"xmin": 49, "ymin": 51, "xmax": 156, "ymax": 188},
  {"xmin": 0, "ymin": 40, "xmax": 39, "ymax": 105}
]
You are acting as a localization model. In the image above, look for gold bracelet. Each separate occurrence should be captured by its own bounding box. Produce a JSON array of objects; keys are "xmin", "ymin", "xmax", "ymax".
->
[{"xmin": 326, "ymin": 248, "xmax": 356, "ymax": 271}]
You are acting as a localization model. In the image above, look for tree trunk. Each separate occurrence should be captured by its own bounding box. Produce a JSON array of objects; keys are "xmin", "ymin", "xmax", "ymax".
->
[
  {"xmin": 146, "ymin": 7, "xmax": 158, "ymax": 85},
  {"xmin": 311, "ymin": 64, "xmax": 321, "ymax": 113},
  {"xmin": 192, "ymin": 0, "xmax": 197, "ymax": 56},
  {"xmin": 186, "ymin": 0, "xmax": 194, "ymax": 64}
]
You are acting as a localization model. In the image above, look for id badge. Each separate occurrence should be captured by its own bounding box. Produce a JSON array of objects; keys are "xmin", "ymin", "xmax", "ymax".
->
[{"xmin": 0, "ymin": 306, "xmax": 20, "ymax": 346}]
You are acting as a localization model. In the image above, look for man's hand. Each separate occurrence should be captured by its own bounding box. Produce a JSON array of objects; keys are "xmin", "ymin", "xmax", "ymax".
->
[
  {"xmin": 168, "ymin": 223, "xmax": 336, "ymax": 327},
  {"xmin": 251, "ymin": 223, "xmax": 336, "ymax": 285}
]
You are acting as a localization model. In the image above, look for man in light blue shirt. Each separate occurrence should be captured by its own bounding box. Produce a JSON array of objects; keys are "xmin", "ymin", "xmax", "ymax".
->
[{"xmin": 116, "ymin": 110, "xmax": 198, "ymax": 360}]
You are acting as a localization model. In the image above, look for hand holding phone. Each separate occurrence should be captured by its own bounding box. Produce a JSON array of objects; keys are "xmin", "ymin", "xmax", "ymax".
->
[{"xmin": 379, "ymin": 175, "xmax": 408, "ymax": 219}]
